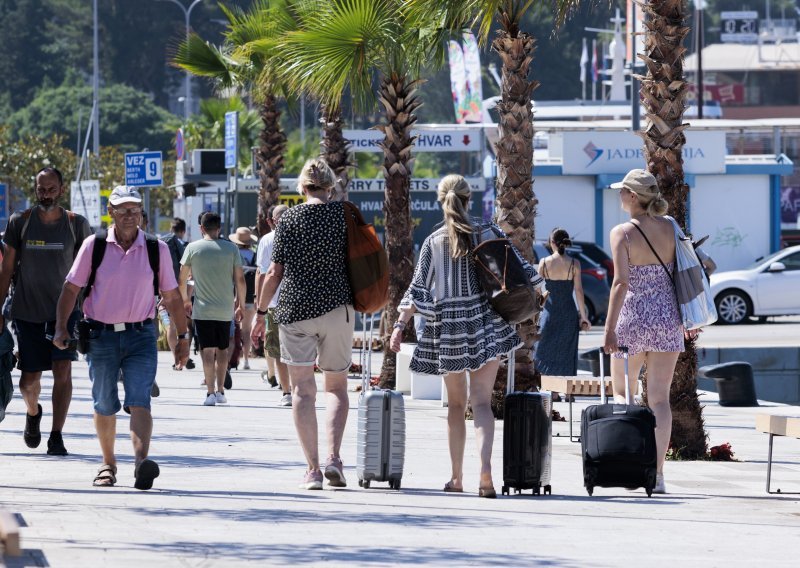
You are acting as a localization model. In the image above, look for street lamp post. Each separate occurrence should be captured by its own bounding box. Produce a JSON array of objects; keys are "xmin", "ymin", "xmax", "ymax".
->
[{"xmin": 156, "ymin": 0, "xmax": 203, "ymax": 121}]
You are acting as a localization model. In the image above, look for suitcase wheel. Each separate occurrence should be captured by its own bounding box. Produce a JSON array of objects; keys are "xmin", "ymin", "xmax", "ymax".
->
[
  {"xmin": 532, "ymin": 486, "xmax": 540, "ymax": 496},
  {"xmin": 389, "ymin": 479, "xmax": 401, "ymax": 490},
  {"xmin": 645, "ymin": 485, "xmax": 653, "ymax": 497},
  {"xmin": 362, "ymin": 480, "xmax": 371, "ymax": 489},
  {"xmin": 544, "ymin": 485, "xmax": 552, "ymax": 496},
  {"xmin": 501, "ymin": 485, "xmax": 509, "ymax": 496},
  {"xmin": 358, "ymin": 479, "xmax": 363, "ymax": 488},
  {"xmin": 586, "ymin": 486, "xmax": 594, "ymax": 497}
]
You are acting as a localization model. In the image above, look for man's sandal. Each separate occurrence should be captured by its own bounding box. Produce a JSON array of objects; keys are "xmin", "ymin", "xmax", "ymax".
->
[
  {"xmin": 93, "ymin": 464, "xmax": 117, "ymax": 487},
  {"xmin": 134, "ymin": 459, "xmax": 160, "ymax": 491}
]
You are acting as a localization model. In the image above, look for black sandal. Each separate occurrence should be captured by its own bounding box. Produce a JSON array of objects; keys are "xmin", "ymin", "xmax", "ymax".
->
[
  {"xmin": 93, "ymin": 464, "xmax": 117, "ymax": 487},
  {"xmin": 134, "ymin": 459, "xmax": 160, "ymax": 490}
]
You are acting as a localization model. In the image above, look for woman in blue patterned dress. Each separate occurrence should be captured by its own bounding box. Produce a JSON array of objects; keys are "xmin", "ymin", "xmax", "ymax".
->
[
  {"xmin": 604, "ymin": 169, "xmax": 697, "ymax": 494},
  {"xmin": 389, "ymin": 174, "xmax": 545, "ymax": 498},
  {"xmin": 534, "ymin": 228, "xmax": 592, "ymax": 376}
]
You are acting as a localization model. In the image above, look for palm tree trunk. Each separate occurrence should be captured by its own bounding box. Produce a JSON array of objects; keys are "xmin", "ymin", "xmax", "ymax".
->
[
  {"xmin": 375, "ymin": 72, "xmax": 421, "ymax": 389},
  {"xmin": 319, "ymin": 104, "xmax": 354, "ymax": 200},
  {"xmin": 490, "ymin": 22, "xmax": 540, "ymax": 417},
  {"xmin": 254, "ymin": 94, "xmax": 286, "ymax": 235},
  {"xmin": 638, "ymin": 0, "xmax": 707, "ymax": 459}
]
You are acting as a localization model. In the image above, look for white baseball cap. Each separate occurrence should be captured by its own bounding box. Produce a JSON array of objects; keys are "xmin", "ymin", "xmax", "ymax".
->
[{"xmin": 109, "ymin": 186, "xmax": 143, "ymax": 206}]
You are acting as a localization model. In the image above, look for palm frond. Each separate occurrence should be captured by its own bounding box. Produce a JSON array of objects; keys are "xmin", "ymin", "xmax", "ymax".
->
[
  {"xmin": 173, "ymin": 34, "xmax": 245, "ymax": 91},
  {"xmin": 276, "ymin": 0, "xmax": 396, "ymax": 110}
]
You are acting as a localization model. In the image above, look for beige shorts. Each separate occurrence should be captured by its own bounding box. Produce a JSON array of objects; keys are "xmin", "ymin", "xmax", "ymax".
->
[{"xmin": 279, "ymin": 304, "xmax": 355, "ymax": 372}]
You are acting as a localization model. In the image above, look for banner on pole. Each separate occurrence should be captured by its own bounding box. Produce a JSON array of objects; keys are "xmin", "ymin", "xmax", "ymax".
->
[
  {"xmin": 448, "ymin": 41, "xmax": 468, "ymax": 123},
  {"xmin": 461, "ymin": 32, "xmax": 483, "ymax": 123}
]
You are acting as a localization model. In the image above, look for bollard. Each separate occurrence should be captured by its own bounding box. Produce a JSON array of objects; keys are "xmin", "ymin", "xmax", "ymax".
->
[{"xmin": 698, "ymin": 362, "xmax": 759, "ymax": 407}]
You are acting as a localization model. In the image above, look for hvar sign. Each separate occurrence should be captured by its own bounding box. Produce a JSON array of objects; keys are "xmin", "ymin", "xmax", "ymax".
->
[
  {"xmin": 559, "ymin": 131, "xmax": 726, "ymax": 175},
  {"xmin": 344, "ymin": 128, "xmax": 482, "ymax": 153}
]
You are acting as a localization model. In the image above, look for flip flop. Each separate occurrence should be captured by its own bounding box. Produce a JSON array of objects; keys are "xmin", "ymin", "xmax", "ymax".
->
[
  {"xmin": 93, "ymin": 464, "xmax": 117, "ymax": 487},
  {"xmin": 478, "ymin": 487, "xmax": 497, "ymax": 499},
  {"xmin": 443, "ymin": 481, "xmax": 463, "ymax": 493},
  {"xmin": 134, "ymin": 459, "xmax": 160, "ymax": 491}
]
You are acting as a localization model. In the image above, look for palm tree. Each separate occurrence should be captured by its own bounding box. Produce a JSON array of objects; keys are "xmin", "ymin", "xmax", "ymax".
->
[
  {"xmin": 174, "ymin": 0, "xmax": 290, "ymax": 234},
  {"xmin": 272, "ymin": 0, "xmax": 429, "ymax": 387},
  {"xmin": 405, "ymin": 0, "xmax": 578, "ymax": 412},
  {"xmin": 637, "ymin": 0, "xmax": 707, "ymax": 459}
]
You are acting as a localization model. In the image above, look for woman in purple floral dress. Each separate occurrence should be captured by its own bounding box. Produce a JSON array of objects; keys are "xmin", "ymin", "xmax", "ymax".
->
[{"xmin": 603, "ymin": 169, "xmax": 696, "ymax": 494}]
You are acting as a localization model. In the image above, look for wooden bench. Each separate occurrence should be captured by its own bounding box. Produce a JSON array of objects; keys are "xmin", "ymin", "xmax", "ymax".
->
[
  {"xmin": 756, "ymin": 414, "xmax": 800, "ymax": 494},
  {"xmin": 541, "ymin": 376, "xmax": 615, "ymax": 442},
  {"xmin": 0, "ymin": 509, "xmax": 21, "ymax": 557}
]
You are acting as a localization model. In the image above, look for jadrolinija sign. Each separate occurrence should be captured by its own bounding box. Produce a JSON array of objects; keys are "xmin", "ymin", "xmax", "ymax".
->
[{"xmin": 556, "ymin": 130, "xmax": 727, "ymax": 175}]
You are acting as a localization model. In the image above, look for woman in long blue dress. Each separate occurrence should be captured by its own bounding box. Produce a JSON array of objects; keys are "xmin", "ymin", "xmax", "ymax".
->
[{"xmin": 534, "ymin": 228, "xmax": 591, "ymax": 375}]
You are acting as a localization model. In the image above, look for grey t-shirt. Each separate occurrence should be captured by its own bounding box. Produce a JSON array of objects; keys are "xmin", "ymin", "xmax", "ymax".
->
[
  {"xmin": 4, "ymin": 208, "xmax": 91, "ymax": 323},
  {"xmin": 180, "ymin": 237, "xmax": 242, "ymax": 321}
]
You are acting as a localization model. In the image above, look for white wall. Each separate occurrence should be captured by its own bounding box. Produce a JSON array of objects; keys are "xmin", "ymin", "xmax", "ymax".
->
[
  {"xmin": 690, "ymin": 174, "xmax": 771, "ymax": 272},
  {"xmin": 533, "ymin": 176, "xmax": 595, "ymax": 242}
]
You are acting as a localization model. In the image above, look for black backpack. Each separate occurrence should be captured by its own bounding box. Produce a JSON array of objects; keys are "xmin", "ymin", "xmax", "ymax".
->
[{"xmin": 84, "ymin": 229, "xmax": 160, "ymax": 298}]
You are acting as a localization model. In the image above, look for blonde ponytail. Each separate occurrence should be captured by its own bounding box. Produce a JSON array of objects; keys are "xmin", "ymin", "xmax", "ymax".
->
[
  {"xmin": 646, "ymin": 195, "xmax": 669, "ymax": 216},
  {"xmin": 437, "ymin": 174, "xmax": 473, "ymax": 258}
]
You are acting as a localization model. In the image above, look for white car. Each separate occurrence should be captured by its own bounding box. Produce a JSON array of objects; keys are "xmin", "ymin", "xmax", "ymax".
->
[{"xmin": 710, "ymin": 245, "xmax": 800, "ymax": 324}]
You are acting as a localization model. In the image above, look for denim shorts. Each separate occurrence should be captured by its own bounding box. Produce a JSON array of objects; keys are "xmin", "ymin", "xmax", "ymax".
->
[{"xmin": 86, "ymin": 321, "xmax": 158, "ymax": 415}]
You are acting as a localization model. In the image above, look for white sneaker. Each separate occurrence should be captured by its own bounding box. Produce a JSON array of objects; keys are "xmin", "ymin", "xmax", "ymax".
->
[
  {"xmin": 215, "ymin": 392, "xmax": 227, "ymax": 404},
  {"xmin": 654, "ymin": 473, "xmax": 666, "ymax": 494},
  {"xmin": 203, "ymin": 393, "xmax": 216, "ymax": 406},
  {"xmin": 279, "ymin": 393, "xmax": 292, "ymax": 407}
]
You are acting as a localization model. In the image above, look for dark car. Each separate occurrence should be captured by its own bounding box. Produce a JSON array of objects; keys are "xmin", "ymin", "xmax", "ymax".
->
[
  {"xmin": 572, "ymin": 240, "xmax": 615, "ymax": 283},
  {"xmin": 532, "ymin": 242, "xmax": 610, "ymax": 325}
]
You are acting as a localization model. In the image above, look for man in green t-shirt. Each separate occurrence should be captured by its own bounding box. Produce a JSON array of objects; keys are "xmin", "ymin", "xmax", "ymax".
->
[{"xmin": 179, "ymin": 212, "xmax": 245, "ymax": 406}]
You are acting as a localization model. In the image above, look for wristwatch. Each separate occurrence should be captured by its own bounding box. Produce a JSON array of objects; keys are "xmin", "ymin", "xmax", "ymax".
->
[
  {"xmin": 256, "ymin": 308, "xmax": 268, "ymax": 316},
  {"xmin": 177, "ymin": 332, "xmax": 189, "ymax": 340},
  {"xmin": 393, "ymin": 320, "xmax": 407, "ymax": 331}
]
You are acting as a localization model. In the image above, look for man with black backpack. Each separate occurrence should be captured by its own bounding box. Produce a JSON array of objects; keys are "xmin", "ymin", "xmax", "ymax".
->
[
  {"xmin": 0, "ymin": 167, "xmax": 91, "ymax": 456},
  {"xmin": 52, "ymin": 186, "xmax": 189, "ymax": 490}
]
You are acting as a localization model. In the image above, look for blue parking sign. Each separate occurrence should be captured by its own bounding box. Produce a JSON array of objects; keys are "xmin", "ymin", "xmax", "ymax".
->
[
  {"xmin": 224, "ymin": 111, "xmax": 238, "ymax": 169},
  {"xmin": 125, "ymin": 151, "xmax": 163, "ymax": 187}
]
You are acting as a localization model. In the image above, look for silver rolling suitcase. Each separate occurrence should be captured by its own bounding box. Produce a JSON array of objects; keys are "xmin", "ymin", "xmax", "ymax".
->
[{"xmin": 356, "ymin": 312, "xmax": 406, "ymax": 489}]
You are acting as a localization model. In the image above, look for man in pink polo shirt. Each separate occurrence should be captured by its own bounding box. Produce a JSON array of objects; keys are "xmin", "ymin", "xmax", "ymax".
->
[{"xmin": 53, "ymin": 186, "xmax": 189, "ymax": 490}]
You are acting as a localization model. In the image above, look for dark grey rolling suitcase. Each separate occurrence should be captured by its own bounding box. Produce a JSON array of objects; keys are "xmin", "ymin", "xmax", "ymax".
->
[
  {"xmin": 502, "ymin": 349, "xmax": 552, "ymax": 496},
  {"xmin": 581, "ymin": 347, "xmax": 657, "ymax": 496},
  {"xmin": 356, "ymin": 313, "xmax": 406, "ymax": 489}
]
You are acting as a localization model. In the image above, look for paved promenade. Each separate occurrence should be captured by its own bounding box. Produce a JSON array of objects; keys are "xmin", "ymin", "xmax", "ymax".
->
[{"xmin": 1, "ymin": 350, "xmax": 799, "ymax": 567}]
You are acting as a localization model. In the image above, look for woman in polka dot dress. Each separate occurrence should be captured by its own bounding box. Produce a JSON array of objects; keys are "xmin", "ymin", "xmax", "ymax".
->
[{"xmin": 251, "ymin": 158, "xmax": 354, "ymax": 491}]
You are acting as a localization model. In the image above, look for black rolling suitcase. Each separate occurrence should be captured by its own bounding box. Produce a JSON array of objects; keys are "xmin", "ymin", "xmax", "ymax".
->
[
  {"xmin": 581, "ymin": 347, "xmax": 657, "ymax": 496},
  {"xmin": 502, "ymin": 349, "xmax": 552, "ymax": 496}
]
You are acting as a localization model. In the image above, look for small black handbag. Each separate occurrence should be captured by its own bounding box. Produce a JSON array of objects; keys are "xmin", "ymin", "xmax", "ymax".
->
[{"xmin": 472, "ymin": 227, "xmax": 539, "ymax": 324}]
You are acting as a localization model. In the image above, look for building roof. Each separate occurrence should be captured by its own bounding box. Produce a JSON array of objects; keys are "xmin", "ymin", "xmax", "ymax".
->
[{"xmin": 684, "ymin": 43, "xmax": 800, "ymax": 72}]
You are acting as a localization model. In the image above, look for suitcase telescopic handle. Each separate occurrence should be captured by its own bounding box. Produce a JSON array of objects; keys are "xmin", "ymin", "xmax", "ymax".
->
[
  {"xmin": 506, "ymin": 348, "xmax": 516, "ymax": 395},
  {"xmin": 600, "ymin": 346, "xmax": 630, "ymax": 405}
]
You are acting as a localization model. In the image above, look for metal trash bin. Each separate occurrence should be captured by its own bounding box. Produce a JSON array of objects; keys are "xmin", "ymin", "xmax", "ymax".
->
[
  {"xmin": 580, "ymin": 347, "xmax": 611, "ymax": 377},
  {"xmin": 698, "ymin": 362, "xmax": 759, "ymax": 407}
]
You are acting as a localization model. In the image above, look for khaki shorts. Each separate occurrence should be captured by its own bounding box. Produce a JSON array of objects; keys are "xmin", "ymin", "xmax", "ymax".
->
[
  {"xmin": 265, "ymin": 308, "xmax": 281, "ymax": 359},
  {"xmin": 279, "ymin": 304, "xmax": 355, "ymax": 372}
]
